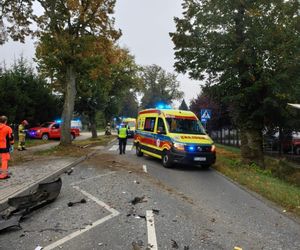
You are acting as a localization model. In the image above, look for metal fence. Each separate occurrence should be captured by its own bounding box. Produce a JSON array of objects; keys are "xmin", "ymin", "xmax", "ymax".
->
[
  {"xmin": 210, "ymin": 129, "xmax": 241, "ymax": 147},
  {"xmin": 210, "ymin": 128, "xmax": 300, "ymax": 165}
]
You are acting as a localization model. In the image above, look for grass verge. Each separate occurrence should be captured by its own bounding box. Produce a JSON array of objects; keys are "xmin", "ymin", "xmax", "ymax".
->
[
  {"xmin": 214, "ymin": 144, "xmax": 300, "ymax": 217},
  {"xmin": 35, "ymin": 135, "xmax": 117, "ymax": 157}
]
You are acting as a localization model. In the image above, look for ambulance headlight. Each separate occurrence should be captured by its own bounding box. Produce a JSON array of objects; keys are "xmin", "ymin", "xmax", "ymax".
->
[{"xmin": 173, "ymin": 142, "xmax": 185, "ymax": 151}]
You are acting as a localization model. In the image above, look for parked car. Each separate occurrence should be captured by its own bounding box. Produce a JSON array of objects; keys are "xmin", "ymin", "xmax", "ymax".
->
[
  {"xmin": 27, "ymin": 122, "xmax": 80, "ymax": 140},
  {"xmin": 282, "ymin": 132, "xmax": 300, "ymax": 155}
]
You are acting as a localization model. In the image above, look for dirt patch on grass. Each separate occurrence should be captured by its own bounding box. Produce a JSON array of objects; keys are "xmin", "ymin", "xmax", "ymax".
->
[{"xmin": 217, "ymin": 147, "xmax": 240, "ymax": 160}]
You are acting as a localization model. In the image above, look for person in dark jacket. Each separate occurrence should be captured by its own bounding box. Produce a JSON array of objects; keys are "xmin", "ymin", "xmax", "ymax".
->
[{"xmin": 0, "ymin": 116, "xmax": 14, "ymax": 179}]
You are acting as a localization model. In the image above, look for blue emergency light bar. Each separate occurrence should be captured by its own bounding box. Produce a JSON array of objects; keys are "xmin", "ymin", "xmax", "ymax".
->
[{"xmin": 155, "ymin": 102, "xmax": 171, "ymax": 109}]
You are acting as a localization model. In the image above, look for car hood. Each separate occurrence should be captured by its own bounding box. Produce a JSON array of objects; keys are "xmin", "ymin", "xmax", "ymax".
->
[
  {"xmin": 170, "ymin": 133, "xmax": 213, "ymax": 145},
  {"xmin": 29, "ymin": 127, "xmax": 44, "ymax": 131}
]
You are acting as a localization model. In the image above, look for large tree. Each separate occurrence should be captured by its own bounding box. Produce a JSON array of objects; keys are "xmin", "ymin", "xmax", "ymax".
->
[
  {"xmin": 171, "ymin": 0, "xmax": 300, "ymax": 167},
  {"xmin": 118, "ymin": 90, "xmax": 139, "ymax": 118},
  {"xmin": 35, "ymin": 0, "xmax": 120, "ymax": 145},
  {"xmin": 140, "ymin": 65, "xmax": 183, "ymax": 109},
  {"xmin": 76, "ymin": 47, "xmax": 140, "ymax": 138}
]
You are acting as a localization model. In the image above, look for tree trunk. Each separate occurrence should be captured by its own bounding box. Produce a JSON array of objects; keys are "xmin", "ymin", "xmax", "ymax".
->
[
  {"xmin": 240, "ymin": 127, "xmax": 251, "ymax": 163},
  {"xmin": 61, "ymin": 65, "xmax": 76, "ymax": 145},
  {"xmin": 89, "ymin": 112, "xmax": 98, "ymax": 138},
  {"xmin": 240, "ymin": 127, "xmax": 265, "ymax": 168}
]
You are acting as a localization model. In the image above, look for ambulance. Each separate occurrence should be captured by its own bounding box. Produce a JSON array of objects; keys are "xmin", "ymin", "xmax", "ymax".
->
[
  {"xmin": 122, "ymin": 118, "xmax": 137, "ymax": 138},
  {"xmin": 134, "ymin": 109, "xmax": 216, "ymax": 168}
]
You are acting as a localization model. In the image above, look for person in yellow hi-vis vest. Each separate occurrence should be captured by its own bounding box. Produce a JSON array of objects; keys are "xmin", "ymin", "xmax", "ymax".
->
[
  {"xmin": 118, "ymin": 124, "xmax": 128, "ymax": 155},
  {"xmin": 18, "ymin": 120, "xmax": 28, "ymax": 151}
]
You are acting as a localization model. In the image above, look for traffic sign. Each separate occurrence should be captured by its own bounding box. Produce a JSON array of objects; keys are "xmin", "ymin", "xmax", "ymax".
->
[{"xmin": 201, "ymin": 109, "xmax": 212, "ymax": 120}]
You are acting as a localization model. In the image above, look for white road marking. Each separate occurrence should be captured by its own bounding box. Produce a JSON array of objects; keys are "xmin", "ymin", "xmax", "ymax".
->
[
  {"xmin": 109, "ymin": 144, "xmax": 134, "ymax": 151},
  {"xmin": 146, "ymin": 210, "xmax": 158, "ymax": 250},
  {"xmin": 143, "ymin": 165, "xmax": 148, "ymax": 173},
  {"xmin": 109, "ymin": 145, "xmax": 119, "ymax": 151},
  {"xmin": 43, "ymin": 187, "xmax": 119, "ymax": 250}
]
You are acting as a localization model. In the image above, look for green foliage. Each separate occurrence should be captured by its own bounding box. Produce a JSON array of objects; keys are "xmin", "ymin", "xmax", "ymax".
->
[
  {"xmin": 140, "ymin": 65, "xmax": 183, "ymax": 109},
  {"xmin": 118, "ymin": 91, "xmax": 139, "ymax": 118},
  {"xmin": 171, "ymin": 0, "xmax": 300, "ymax": 130},
  {"xmin": 103, "ymin": 49, "xmax": 142, "ymax": 121},
  {"xmin": 190, "ymin": 91, "xmax": 231, "ymax": 131},
  {"xmin": 0, "ymin": 58, "xmax": 62, "ymax": 125},
  {"xmin": 179, "ymin": 99, "xmax": 188, "ymax": 110},
  {"xmin": 0, "ymin": 0, "xmax": 33, "ymax": 44}
]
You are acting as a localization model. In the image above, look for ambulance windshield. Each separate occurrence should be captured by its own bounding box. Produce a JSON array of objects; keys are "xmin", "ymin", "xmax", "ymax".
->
[{"xmin": 166, "ymin": 117, "xmax": 206, "ymax": 135}]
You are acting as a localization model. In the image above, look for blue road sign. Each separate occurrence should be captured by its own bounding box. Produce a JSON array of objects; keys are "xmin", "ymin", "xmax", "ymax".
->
[{"xmin": 201, "ymin": 109, "xmax": 212, "ymax": 120}]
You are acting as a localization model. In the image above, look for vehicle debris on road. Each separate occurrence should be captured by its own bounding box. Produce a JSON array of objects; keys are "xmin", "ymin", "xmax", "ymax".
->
[
  {"xmin": 152, "ymin": 209, "xmax": 159, "ymax": 215},
  {"xmin": 67, "ymin": 198, "xmax": 87, "ymax": 207},
  {"xmin": 64, "ymin": 168, "xmax": 74, "ymax": 175},
  {"xmin": 130, "ymin": 196, "xmax": 146, "ymax": 205},
  {"xmin": 0, "ymin": 178, "xmax": 62, "ymax": 231}
]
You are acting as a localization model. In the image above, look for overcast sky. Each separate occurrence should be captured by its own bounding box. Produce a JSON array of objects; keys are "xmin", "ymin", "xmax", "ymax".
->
[{"xmin": 0, "ymin": 0, "xmax": 202, "ymax": 106}]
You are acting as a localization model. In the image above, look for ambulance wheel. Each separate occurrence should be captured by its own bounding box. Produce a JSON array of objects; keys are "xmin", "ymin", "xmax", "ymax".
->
[
  {"xmin": 42, "ymin": 133, "xmax": 49, "ymax": 140},
  {"xmin": 136, "ymin": 144, "xmax": 143, "ymax": 157},
  {"xmin": 71, "ymin": 133, "xmax": 75, "ymax": 140},
  {"xmin": 162, "ymin": 150, "xmax": 173, "ymax": 168}
]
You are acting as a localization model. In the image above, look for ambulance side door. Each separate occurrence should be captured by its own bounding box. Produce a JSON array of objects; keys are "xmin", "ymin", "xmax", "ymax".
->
[{"xmin": 155, "ymin": 117, "xmax": 168, "ymax": 152}]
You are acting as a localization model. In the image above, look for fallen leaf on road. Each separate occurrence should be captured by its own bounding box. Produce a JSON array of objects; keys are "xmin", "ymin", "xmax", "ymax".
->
[{"xmin": 171, "ymin": 239, "xmax": 179, "ymax": 249}]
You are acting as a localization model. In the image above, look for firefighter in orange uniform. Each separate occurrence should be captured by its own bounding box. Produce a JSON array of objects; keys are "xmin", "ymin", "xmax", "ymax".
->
[{"xmin": 0, "ymin": 116, "xmax": 14, "ymax": 179}]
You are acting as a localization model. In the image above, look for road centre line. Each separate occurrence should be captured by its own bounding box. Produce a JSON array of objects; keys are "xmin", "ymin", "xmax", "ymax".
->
[
  {"xmin": 146, "ymin": 210, "xmax": 158, "ymax": 250},
  {"xmin": 43, "ymin": 186, "xmax": 120, "ymax": 250},
  {"xmin": 143, "ymin": 165, "xmax": 148, "ymax": 173}
]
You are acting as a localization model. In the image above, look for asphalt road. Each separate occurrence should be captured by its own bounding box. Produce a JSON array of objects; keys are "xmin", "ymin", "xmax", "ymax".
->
[{"xmin": 1, "ymin": 138, "xmax": 300, "ymax": 250}]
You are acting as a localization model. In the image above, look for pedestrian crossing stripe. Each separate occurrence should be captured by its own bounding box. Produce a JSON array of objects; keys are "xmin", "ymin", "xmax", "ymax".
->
[
  {"xmin": 108, "ymin": 144, "xmax": 134, "ymax": 151},
  {"xmin": 108, "ymin": 145, "xmax": 119, "ymax": 151}
]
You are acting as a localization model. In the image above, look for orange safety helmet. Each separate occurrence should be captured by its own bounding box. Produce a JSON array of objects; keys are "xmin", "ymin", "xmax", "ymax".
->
[{"xmin": 22, "ymin": 120, "xmax": 29, "ymax": 125}]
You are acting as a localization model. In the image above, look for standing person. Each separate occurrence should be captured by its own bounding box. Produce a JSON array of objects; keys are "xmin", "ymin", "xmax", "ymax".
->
[
  {"xmin": 118, "ymin": 124, "xmax": 128, "ymax": 155},
  {"xmin": 18, "ymin": 120, "xmax": 28, "ymax": 151},
  {"xmin": 0, "ymin": 116, "xmax": 14, "ymax": 179},
  {"xmin": 105, "ymin": 122, "xmax": 112, "ymax": 135}
]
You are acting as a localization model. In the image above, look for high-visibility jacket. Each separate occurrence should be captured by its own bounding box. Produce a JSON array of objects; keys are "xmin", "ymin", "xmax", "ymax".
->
[
  {"xmin": 118, "ymin": 127, "xmax": 128, "ymax": 139},
  {"xmin": 0, "ymin": 124, "xmax": 14, "ymax": 153}
]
